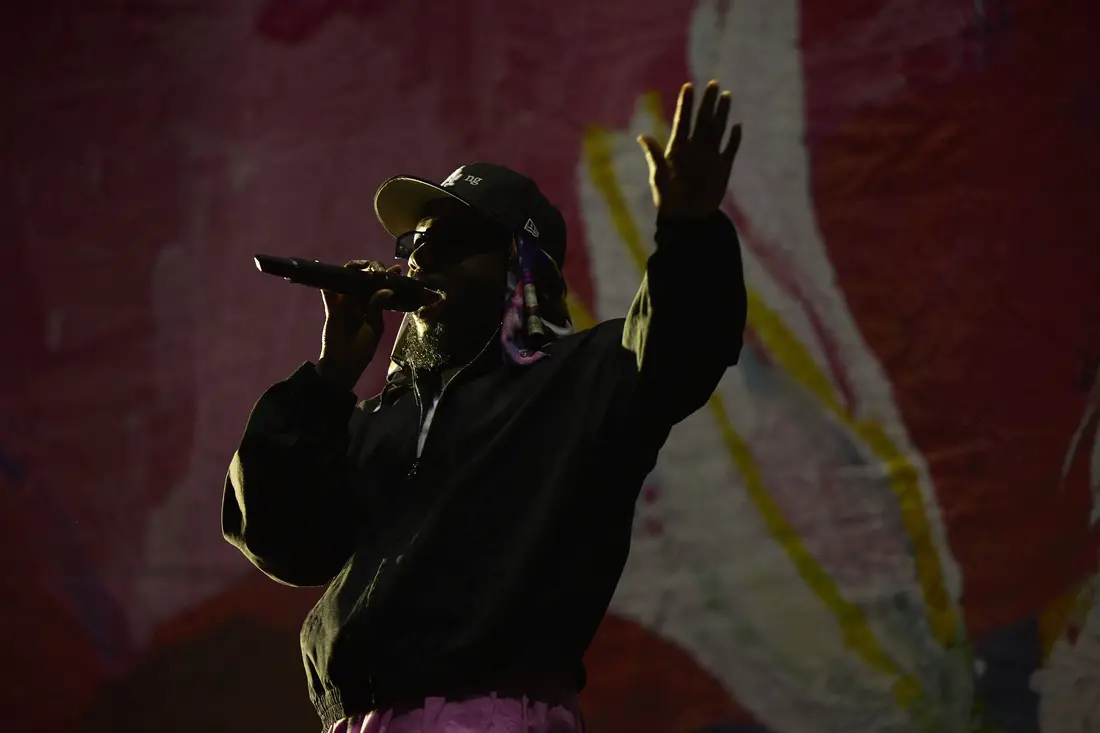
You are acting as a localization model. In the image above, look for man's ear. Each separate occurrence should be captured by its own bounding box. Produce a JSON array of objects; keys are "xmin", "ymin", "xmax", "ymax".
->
[{"xmin": 533, "ymin": 253, "xmax": 566, "ymax": 300}]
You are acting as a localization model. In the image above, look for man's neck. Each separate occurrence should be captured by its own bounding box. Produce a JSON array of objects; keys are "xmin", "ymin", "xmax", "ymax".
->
[
  {"xmin": 436, "ymin": 324, "xmax": 501, "ymax": 380},
  {"xmin": 398, "ymin": 308, "xmax": 503, "ymax": 382}
]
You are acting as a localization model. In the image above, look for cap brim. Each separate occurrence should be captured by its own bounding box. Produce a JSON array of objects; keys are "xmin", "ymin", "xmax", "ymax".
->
[{"xmin": 373, "ymin": 176, "xmax": 471, "ymax": 238}]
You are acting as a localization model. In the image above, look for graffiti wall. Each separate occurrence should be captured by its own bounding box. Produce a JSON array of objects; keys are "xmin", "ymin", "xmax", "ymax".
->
[{"xmin": 3, "ymin": 1, "xmax": 1098, "ymax": 731}]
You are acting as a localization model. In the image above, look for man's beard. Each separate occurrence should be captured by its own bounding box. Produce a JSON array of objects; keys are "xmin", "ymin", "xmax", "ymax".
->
[
  {"xmin": 401, "ymin": 316, "xmax": 452, "ymax": 373},
  {"xmin": 393, "ymin": 287, "xmax": 505, "ymax": 375}
]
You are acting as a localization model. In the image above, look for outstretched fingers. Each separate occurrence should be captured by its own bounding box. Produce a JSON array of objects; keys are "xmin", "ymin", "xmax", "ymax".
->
[
  {"xmin": 722, "ymin": 122, "xmax": 743, "ymax": 172},
  {"xmin": 668, "ymin": 82, "xmax": 695, "ymax": 154},
  {"xmin": 693, "ymin": 83, "xmax": 731, "ymax": 148},
  {"xmin": 637, "ymin": 134, "xmax": 670, "ymax": 186},
  {"xmin": 695, "ymin": 81, "xmax": 721, "ymax": 135},
  {"xmin": 711, "ymin": 91, "xmax": 732, "ymax": 145}
]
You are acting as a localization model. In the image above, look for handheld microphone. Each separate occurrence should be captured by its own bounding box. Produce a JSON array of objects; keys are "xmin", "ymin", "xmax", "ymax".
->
[{"xmin": 253, "ymin": 255, "xmax": 443, "ymax": 313}]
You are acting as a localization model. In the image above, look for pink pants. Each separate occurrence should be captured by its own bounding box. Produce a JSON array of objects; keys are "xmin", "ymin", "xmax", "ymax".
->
[{"xmin": 328, "ymin": 694, "xmax": 586, "ymax": 733}]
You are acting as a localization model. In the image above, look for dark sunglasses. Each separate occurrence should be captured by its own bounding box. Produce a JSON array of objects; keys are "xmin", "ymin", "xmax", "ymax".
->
[
  {"xmin": 393, "ymin": 230, "xmax": 427, "ymax": 260},
  {"xmin": 394, "ymin": 220, "xmax": 511, "ymax": 262}
]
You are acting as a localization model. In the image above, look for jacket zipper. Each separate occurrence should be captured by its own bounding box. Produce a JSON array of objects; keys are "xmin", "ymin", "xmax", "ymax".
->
[
  {"xmin": 407, "ymin": 381, "xmax": 426, "ymax": 479},
  {"xmin": 375, "ymin": 331, "xmax": 500, "ymax": 711},
  {"xmin": 406, "ymin": 329, "xmax": 499, "ymax": 479}
]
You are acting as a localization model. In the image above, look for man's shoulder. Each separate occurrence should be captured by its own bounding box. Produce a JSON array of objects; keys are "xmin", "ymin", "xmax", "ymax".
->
[
  {"xmin": 549, "ymin": 318, "xmax": 626, "ymax": 355},
  {"xmin": 538, "ymin": 319, "xmax": 636, "ymax": 380}
]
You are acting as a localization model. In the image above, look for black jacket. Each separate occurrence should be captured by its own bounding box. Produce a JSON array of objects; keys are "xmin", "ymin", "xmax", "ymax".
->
[{"xmin": 222, "ymin": 212, "xmax": 746, "ymax": 729}]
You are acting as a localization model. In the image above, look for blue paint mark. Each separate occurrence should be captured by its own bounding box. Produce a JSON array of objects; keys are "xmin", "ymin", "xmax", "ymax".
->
[
  {"xmin": 973, "ymin": 0, "xmax": 988, "ymax": 71},
  {"xmin": 972, "ymin": 617, "xmax": 1041, "ymax": 732},
  {"xmin": 0, "ymin": 445, "xmax": 26, "ymax": 484},
  {"xmin": 3, "ymin": 445, "xmax": 130, "ymax": 667},
  {"xmin": 973, "ymin": 0, "xmax": 1015, "ymax": 71},
  {"xmin": 34, "ymin": 494, "xmax": 133, "ymax": 669}
]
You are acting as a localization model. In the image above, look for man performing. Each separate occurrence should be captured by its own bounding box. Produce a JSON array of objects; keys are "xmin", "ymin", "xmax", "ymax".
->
[{"xmin": 223, "ymin": 81, "xmax": 747, "ymax": 733}]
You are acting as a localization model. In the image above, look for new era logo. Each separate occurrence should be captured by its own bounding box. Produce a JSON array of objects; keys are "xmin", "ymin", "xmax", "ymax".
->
[{"xmin": 524, "ymin": 218, "xmax": 540, "ymax": 238}]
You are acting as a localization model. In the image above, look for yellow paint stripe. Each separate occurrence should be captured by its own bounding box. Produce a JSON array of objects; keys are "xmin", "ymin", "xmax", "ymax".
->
[
  {"xmin": 581, "ymin": 117, "xmax": 939, "ymax": 711},
  {"xmin": 708, "ymin": 395, "xmax": 923, "ymax": 707},
  {"xmin": 641, "ymin": 91, "xmax": 671, "ymax": 148},
  {"xmin": 583, "ymin": 126, "xmax": 651, "ymax": 271},
  {"xmin": 643, "ymin": 89, "xmax": 958, "ymax": 646},
  {"xmin": 565, "ymin": 291, "xmax": 597, "ymax": 331},
  {"xmin": 747, "ymin": 290, "xmax": 957, "ymax": 644},
  {"xmin": 1038, "ymin": 580, "xmax": 1093, "ymax": 661}
]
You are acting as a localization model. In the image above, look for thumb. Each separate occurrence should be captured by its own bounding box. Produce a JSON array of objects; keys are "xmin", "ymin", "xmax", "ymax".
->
[
  {"xmin": 367, "ymin": 288, "xmax": 394, "ymax": 317},
  {"xmin": 637, "ymin": 134, "xmax": 669, "ymax": 183}
]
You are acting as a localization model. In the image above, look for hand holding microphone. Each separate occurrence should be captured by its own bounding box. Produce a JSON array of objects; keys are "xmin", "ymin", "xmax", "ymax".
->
[
  {"xmin": 253, "ymin": 254, "xmax": 442, "ymax": 312},
  {"xmin": 315, "ymin": 260, "xmax": 398, "ymax": 391},
  {"xmin": 253, "ymin": 255, "xmax": 442, "ymax": 392}
]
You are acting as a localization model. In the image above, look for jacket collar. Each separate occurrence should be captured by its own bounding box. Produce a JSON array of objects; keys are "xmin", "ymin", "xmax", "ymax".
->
[{"xmin": 382, "ymin": 325, "xmax": 504, "ymax": 407}]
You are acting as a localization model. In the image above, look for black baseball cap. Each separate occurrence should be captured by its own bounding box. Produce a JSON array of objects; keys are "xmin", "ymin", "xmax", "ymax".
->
[{"xmin": 373, "ymin": 162, "xmax": 567, "ymax": 268}]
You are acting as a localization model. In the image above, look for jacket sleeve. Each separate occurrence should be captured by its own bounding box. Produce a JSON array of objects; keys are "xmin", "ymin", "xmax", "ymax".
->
[
  {"xmin": 221, "ymin": 362, "xmax": 362, "ymax": 587},
  {"xmin": 621, "ymin": 210, "xmax": 747, "ymax": 427}
]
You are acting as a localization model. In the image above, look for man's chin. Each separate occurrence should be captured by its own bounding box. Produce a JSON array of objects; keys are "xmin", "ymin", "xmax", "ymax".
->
[
  {"xmin": 401, "ymin": 317, "xmax": 451, "ymax": 373},
  {"xmin": 423, "ymin": 298, "xmax": 450, "ymax": 316},
  {"xmin": 410, "ymin": 304, "xmax": 449, "ymax": 337}
]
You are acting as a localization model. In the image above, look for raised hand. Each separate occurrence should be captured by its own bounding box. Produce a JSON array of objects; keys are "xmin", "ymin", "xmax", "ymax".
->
[{"xmin": 637, "ymin": 81, "xmax": 742, "ymax": 220}]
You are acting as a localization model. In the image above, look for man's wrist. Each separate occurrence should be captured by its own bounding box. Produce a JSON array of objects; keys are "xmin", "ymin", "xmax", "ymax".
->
[{"xmin": 656, "ymin": 206, "xmax": 722, "ymax": 224}]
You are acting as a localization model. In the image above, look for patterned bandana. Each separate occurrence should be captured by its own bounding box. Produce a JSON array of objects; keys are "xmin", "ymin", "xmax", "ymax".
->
[{"xmin": 500, "ymin": 231, "xmax": 572, "ymax": 365}]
